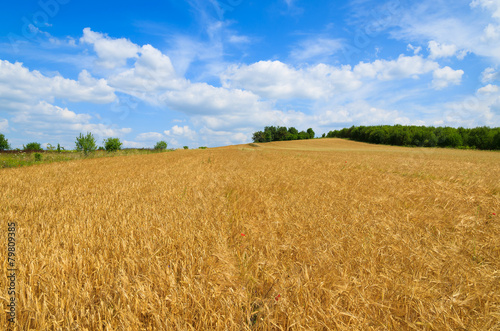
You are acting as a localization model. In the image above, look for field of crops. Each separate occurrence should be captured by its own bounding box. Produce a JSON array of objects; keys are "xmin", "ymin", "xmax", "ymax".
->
[{"xmin": 1, "ymin": 138, "xmax": 499, "ymax": 330}]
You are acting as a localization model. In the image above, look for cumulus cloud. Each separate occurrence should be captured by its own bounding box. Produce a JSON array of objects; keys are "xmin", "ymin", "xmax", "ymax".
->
[
  {"xmin": 160, "ymin": 82, "xmax": 267, "ymax": 115},
  {"xmin": 0, "ymin": 60, "xmax": 116, "ymax": 106},
  {"xmin": 432, "ymin": 66, "xmax": 464, "ymax": 89},
  {"xmin": 10, "ymin": 101, "xmax": 131, "ymax": 137},
  {"xmin": 109, "ymin": 44, "xmax": 188, "ymax": 98},
  {"xmin": 164, "ymin": 125, "xmax": 197, "ymax": 140},
  {"xmin": 80, "ymin": 28, "xmax": 140, "ymax": 69},
  {"xmin": 222, "ymin": 60, "xmax": 361, "ymax": 99},
  {"xmin": 427, "ymin": 40, "xmax": 458, "ymax": 59},
  {"xmin": 354, "ymin": 55, "xmax": 439, "ymax": 80}
]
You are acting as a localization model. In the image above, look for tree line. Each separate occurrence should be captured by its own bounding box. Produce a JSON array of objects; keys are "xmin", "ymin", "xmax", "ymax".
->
[
  {"xmin": 252, "ymin": 126, "xmax": 315, "ymax": 142},
  {"xmin": 325, "ymin": 125, "xmax": 500, "ymax": 150},
  {"xmin": 0, "ymin": 132, "xmax": 169, "ymax": 153}
]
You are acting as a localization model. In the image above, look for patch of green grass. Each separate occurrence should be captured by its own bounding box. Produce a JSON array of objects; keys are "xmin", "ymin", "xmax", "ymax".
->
[{"xmin": 0, "ymin": 149, "xmax": 171, "ymax": 169}]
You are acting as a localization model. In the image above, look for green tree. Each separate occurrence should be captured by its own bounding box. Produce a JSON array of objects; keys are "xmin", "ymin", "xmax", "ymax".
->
[
  {"xmin": 104, "ymin": 137, "xmax": 123, "ymax": 152},
  {"xmin": 76, "ymin": 132, "xmax": 97, "ymax": 156},
  {"xmin": 0, "ymin": 133, "xmax": 10, "ymax": 150},
  {"xmin": 307, "ymin": 128, "xmax": 315, "ymax": 139},
  {"xmin": 275, "ymin": 126, "xmax": 289, "ymax": 141},
  {"xmin": 24, "ymin": 142, "xmax": 42, "ymax": 151},
  {"xmin": 154, "ymin": 141, "xmax": 168, "ymax": 150},
  {"xmin": 298, "ymin": 131, "xmax": 309, "ymax": 140},
  {"xmin": 252, "ymin": 131, "xmax": 266, "ymax": 143}
]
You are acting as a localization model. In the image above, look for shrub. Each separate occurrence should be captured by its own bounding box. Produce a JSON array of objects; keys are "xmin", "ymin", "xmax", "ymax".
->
[
  {"xmin": 75, "ymin": 132, "xmax": 97, "ymax": 156},
  {"xmin": 34, "ymin": 153, "xmax": 42, "ymax": 162},
  {"xmin": 104, "ymin": 138, "xmax": 122, "ymax": 152},
  {"xmin": 24, "ymin": 142, "xmax": 42, "ymax": 151},
  {"xmin": 154, "ymin": 141, "xmax": 168, "ymax": 150},
  {"xmin": 57, "ymin": 143, "xmax": 63, "ymax": 153},
  {"xmin": 183, "ymin": 146, "xmax": 189, "ymax": 149},
  {"xmin": 97, "ymin": 146, "xmax": 105, "ymax": 151},
  {"xmin": 199, "ymin": 146, "xmax": 207, "ymax": 149},
  {"xmin": 0, "ymin": 133, "xmax": 10, "ymax": 150}
]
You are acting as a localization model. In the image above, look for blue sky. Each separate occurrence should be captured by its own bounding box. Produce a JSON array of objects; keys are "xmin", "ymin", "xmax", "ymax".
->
[{"xmin": 0, "ymin": 0, "xmax": 499, "ymax": 149}]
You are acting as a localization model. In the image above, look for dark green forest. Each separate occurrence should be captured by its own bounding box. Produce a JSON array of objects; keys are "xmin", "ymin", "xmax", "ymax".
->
[
  {"xmin": 252, "ymin": 126, "xmax": 315, "ymax": 142},
  {"xmin": 325, "ymin": 125, "xmax": 500, "ymax": 150}
]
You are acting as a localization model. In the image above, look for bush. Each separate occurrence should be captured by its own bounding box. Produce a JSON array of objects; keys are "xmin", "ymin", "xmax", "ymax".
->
[
  {"xmin": 75, "ymin": 132, "xmax": 97, "ymax": 156},
  {"xmin": 154, "ymin": 141, "xmax": 168, "ymax": 150},
  {"xmin": 34, "ymin": 153, "xmax": 42, "ymax": 162},
  {"xmin": 0, "ymin": 133, "xmax": 10, "ymax": 150},
  {"xmin": 199, "ymin": 146, "xmax": 207, "ymax": 149},
  {"xmin": 24, "ymin": 142, "xmax": 42, "ymax": 151},
  {"xmin": 183, "ymin": 146, "xmax": 189, "ymax": 149},
  {"xmin": 97, "ymin": 146, "xmax": 105, "ymax": 151},
  {"xmin": 104, "ymin": 137, "xmax": 122, "ymax": 152},
  {"xmin": 57, "ymin": 143, "xmax": 63, "ymax": 153}
]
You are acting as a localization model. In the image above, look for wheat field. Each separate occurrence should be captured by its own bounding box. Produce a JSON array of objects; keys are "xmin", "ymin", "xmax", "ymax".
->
[{"xmin": 1, "ymin": 138, "xmax": 499, "ymax": 330}]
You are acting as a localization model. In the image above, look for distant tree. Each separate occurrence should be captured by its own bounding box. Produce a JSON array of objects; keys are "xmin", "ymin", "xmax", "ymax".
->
[
  {"xmin": 275, "ymin": 126, "xmax": 289, "ymax": 141},
  {"xmin": 252, "ymin": 131, "xmax": 266, "ymax": 143},
  {"xmin": 104, "ymin": 138, "xmax": 123, "ymax": 152},
  {"xmin": 264, "ymin": 126, "xmax": 277, "ymax": 141},
  {"xmin": 183, "ymin": 146, "xmax": 189, "ymax": 150},
  {"xmin": 24, "ymin": 142, "xmax": 42, "ymax": 151},
  {"xmin": 154, "ymin": 141, "xmax": 168, "ymax": 150},
  {"xmin": 46, "ymin": 143, "xmax": 56, "ymax": 151},
  {"xmin": 321, "ymin": 133, "xmax": 326, "ymax": 138},
  {"xmin": 492, "ymin": 130, "xmax": 500, "ymax": 150},
  {"xmin": 298, "ymin": 131, "xmax": 309, "ymax": 140},
  {"xmin": 307, "ymin": 128, "xmax": 315, "ymax": 139},
  {"xmin": 0, "ymin": 133, "xmax": 10, "ymax": 150},
  {"xmin": 75, "ymin": 132, "xmax": 97, "ymax": 156}
]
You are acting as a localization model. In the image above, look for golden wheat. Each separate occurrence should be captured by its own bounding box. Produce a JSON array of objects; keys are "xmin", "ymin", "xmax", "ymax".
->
[{"xmin": 1, "ymin": 138, "xmax": 499, "ymax": 330}]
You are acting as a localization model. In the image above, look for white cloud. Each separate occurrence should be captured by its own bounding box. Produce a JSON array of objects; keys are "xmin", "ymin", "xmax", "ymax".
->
[
  {"xmin": 11, "ymin": 101, "xmax": 131, "ymax": 138},
  {"xmin": 160, "ymin": 82, "xmax": 267, "ymax": 115},
  {"xmin": 0, "ymin": 118, "xmax": 8, "ymax": 131},
  {"xmin": 481, "ymin": 67, "xmax": 500, "ymax": 83},
  {"xmin": 222, "ymin": 60, "xmax": 360, "ymax": 99},
  {"xmin": 407, "ymin": 44, "xmax": 422, "ymax": 54},
  {"xmin": 164, "ymin": 125, "xmax": 197, "ymax": 140},
  {"xmin": 470, "ymin": 0, "xmax": 500, "ymax": 19},
  {"xmin": 290, "ymin": 38, "xmax": 343, "ymax": 62},
  {"xmin": 427, "ymin": 40, "xmax": 458, "ymax": 59},
  {"xmin": 432, "ymin": 66, "xmax": 464, "ymax": 89},
  {"xmin": 353, "ymin": 55, "xmax": 439, "ymax": 80},
  {"xmin": 386, "ymin": 1, "xmax": 500, "ymax": 63},
  {"xmin": 109, "ymin": 44, "xmax": 188, "ymax": 100},
  {"xmin": 478, "ymin": 83, "xmax": 500, "ymax": 94},
  {"xmin": 444, "ymin": 83, "xmax": 500, "ymax": 126},
  {"xmin": 80, "ymin": 28, "xmax": 140, "ymax": 69},
  {"xmin": 0, "ymin": 60, "xmax": 116, "ymax": 106},
  {"xmin": 136, "ymin": 132, "xmax": 165, "ymax": 141},
  {"xmin": 122, "ymin": 140, "xmax": 148, "ymax": 148},
  {"xmin": 228, "ymin": 35, "xmax": 250, "ymax": 44}
]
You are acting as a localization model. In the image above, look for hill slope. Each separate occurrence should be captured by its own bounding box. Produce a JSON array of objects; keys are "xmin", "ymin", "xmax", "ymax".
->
[{"xmin": 1, "ymin": 139, "xmax": 499, "ymax": 329}]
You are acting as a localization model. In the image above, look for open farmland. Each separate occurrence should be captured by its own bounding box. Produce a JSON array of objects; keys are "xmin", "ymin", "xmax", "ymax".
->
[{"xmin": 1, "ymin": 138, "xmax": 499, "ymax": 330}]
